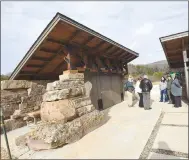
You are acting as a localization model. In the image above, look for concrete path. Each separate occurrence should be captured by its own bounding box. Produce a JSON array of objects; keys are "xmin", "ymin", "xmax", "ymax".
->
[{"xmin": 1, "ymin": 85, "xmax": 188, "ymax": 159}]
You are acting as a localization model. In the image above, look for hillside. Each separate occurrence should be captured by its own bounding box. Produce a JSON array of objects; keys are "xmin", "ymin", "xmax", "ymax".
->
[
  {"xmin": 146, "ymin": 60, "xmax": 168, "ymax": 70},
  {"xmin": 127, "ymin": 60, "xmax": 169, "ymax": 81}
]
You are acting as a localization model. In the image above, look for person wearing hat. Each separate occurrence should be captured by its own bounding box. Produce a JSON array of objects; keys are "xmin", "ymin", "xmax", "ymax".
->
[
  {"xmin": 140, "ymin": 75, "xmax": 153, "ymax": 110},
  {"xmin": 171, "ymin": 73, "xmax": 182, "ymax": 108}
]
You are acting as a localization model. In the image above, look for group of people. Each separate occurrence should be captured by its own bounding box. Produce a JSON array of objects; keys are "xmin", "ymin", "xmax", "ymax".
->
[
  {"xmin": 124, "ymin": 75, "xmax": 153, "ymax": 110},
  {"xmin": 124, "ymin": 72, "xmax": 183, "ymax": 109},
  {"xmin": 159, "ymin": 73, "xmax": 182, "ymax": 108}
]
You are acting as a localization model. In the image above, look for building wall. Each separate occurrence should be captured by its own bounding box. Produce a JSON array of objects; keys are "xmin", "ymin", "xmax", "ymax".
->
[{"xmin": 84, "ymin": 72, "xmax": 123, "ymax": 110}]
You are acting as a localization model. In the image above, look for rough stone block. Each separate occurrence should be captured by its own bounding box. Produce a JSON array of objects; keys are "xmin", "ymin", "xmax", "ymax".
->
[
  {"xmin": 46, "ymin": 80, "xmax": 84, "ymax": 91},
  {"xmin": 69, "ymin": 96, "xmax": 92, "ymax": 109},
  {"xmin": 63, "ymin": 70, "xmax": 78, "ymax": 74},
  {"xmin": 80, "ymin": 110, "xmax": 105, "ymax": 135},
  {"xmin": 43, "ymin": 87, "xmax": 85, "ymax": 102},
  {"xmin": 1, "ymin": 89, "xmax": 28, "ymax": 119},
  {"xmin": 77, "ymin": 104, "xmax": 95, "ymax": 117},
  {"xmin": 59, "ymin": 73, "xmax": 84, "ymax": 81},
  {"xmin": 28, "ymin": 110, "xmax": 105, "ymax": 150},
  {"xmin": 15, "ymin": 132, "xmax": 31, "ymax": 146},
  {"xmin": 29, "ymin": 118, "xmax": 83, "ymax": 149},
  {"xmin": 40, "ymin": 100, "xmax": 76, "ymax": 123},
  {"xmin": 43, "ymin": 89, "xmax": 69, "ymax": 102},
  {"xmin": 19, "ymin": 103, "xmax": 27, "ymax": 111},
  {"xmin": 1, "ymin": 80, "xmax": 32, "ymax": 90},
  {"xmin": 3, "ymin": 118, "xmax": 26, "ymax": 132}
]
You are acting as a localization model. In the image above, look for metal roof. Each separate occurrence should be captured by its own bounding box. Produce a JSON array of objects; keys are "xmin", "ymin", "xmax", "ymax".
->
[
  {"xmin": 160, "ymin": 31, "xmax": 189, "ymax": 68},
  {"xmin": 10, "ymin": 12, "xmax": 139, "ymax": 80}
]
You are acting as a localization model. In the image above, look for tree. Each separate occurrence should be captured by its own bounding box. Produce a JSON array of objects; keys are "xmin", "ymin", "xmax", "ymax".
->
[{"xmin": 1, "ymin": 74, "xmax": 9, "ymax": 81}]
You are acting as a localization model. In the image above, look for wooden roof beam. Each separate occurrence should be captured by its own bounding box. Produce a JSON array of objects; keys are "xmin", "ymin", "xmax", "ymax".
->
[
  {"xmin": 36, "ymin": 47, "xmax": 66, "ymax": 74},
  {"xmin": 106, "ymin": 48, "xmax": 120, "ymax": 56},
  {"xmin": 40, "ymin": 48, "xmax": 58, "ymax": 54},
  {"xmin": 123, "ymin": 55, "xmax": 136, "ymax": 63},
  {"xmin": 26, "ymin": 64, "xmax": 44, "ymax": 68},
  {"xmin": 92, "ymin": 41, "xmax": 106, "ymax": 51},
  {"xmin": 31, "ymin": 56, "xmax": 52, "ymax": 62},
  {"xmin": 82, "ymin": 35, "xmax": 94, "ymax": 45},
  {"xmin": 118, "ymin": 51, "xmax": 128, "ymax": 59},
  {"xmin": 67, "ymin": 30, "xmax": 80, "ymax": 43},
  {"xmin": 111, "ymin": 50, "xmax": 124, "ymax": 57}
]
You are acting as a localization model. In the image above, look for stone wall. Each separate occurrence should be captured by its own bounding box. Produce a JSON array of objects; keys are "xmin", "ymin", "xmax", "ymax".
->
[
  {"xmin": 15, "ymin": 71, "xmax": 106, "ymax": 150},
  {"xmin": 1, "ymin": 80, "xmax": 51, "ymax": 132}
]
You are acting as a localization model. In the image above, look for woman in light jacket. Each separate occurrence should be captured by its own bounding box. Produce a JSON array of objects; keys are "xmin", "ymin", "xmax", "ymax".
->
[
  {"xmin": 171, "ymin": 74, "xmax": 182, "ymax": 108},
  {"xmin": 159, "ymin": 76, "xmax": 168, "ymax": 102},
  {"xmin": 135, "ymin": 77, "xmax": 143, "ymax": 107}
]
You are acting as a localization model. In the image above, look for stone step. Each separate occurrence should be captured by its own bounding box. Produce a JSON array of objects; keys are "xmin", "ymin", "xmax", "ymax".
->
[
  {"xmin": 76, "ymin": 104, "xmax": 95, "ymax": 117},
  {"xmin": 69, "ymin": 96, "xmax": 92, "ymax": 109},
  {"xmin": 43, "ymin": 87, "xmax": 86, "ymax": 102},
  {"xmin": 46, "ymin": 80, "xmax": 84, "ymax": 91},
  {"xmin": 1, "ymin": 80, "xmax": 32, "ymax": 90},
  {"xmin": 59, "ymin": 73, "xmax": 84, "ymax": 81}
]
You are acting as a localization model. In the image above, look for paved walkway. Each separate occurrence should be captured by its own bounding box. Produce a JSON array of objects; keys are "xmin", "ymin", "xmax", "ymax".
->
[{"xmin": 1, "ymin": 85, "xmax": 188, "ymax": 159}]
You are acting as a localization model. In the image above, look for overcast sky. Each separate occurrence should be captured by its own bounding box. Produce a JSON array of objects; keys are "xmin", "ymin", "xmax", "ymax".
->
[{"xmin": 1, "ymin": 1, "xmax": 188, "ymax": 74}]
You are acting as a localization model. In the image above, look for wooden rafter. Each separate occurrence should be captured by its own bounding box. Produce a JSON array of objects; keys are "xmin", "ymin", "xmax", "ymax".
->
[
  {"xmin": 31, "ymin": 56, "xmax": 52, "ymax": 62},
  {"xmin": 92, "ymin": 41, "xmax": 106, "ymax": 51},
  {"xmin": 82, "ymin": 35, "xmax": 94, "ymax": 45},
  {"xmin": 36, "ymin": 46, "xmax": 65, "ymax": 74},
  {"xmin": 67, "ymin": 30, "xmax": 80, "ymax": 43},
  {"xmin": 26, "ymin": 64, "xmax": 44, "ymax": 68}
]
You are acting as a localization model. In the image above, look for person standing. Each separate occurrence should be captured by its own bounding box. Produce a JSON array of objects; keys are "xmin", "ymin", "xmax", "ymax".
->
[
  {"xmin": 140, "ymin": 75, "xmax": 153, "ymax": 110},
  {"xmin": 135, "ymin": 77, "xmax": 143, "ymax": 107},
  {"xmin": 159, "ymin": 76, "xmax": 168, "ymax": 102},
  {"xmin": 167, "ymin": 75, "xmax": 173, "ymax": 104},
  {"xmin": 171, "ymin": 74, "xmax": 182, "ymax": 108},
  {"xmin": 125, "ymin": 75, "xmax": 138, "ymax": 107}
]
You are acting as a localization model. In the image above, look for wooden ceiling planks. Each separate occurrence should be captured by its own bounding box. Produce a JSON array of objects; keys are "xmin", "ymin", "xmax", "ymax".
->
[
  {"xmin": 160, "ymin": 31, "xmax": 188, "ymax": 69},
  {"xmin": 10, "ymin": 13, "xmax": 138, "ymax": 80}
]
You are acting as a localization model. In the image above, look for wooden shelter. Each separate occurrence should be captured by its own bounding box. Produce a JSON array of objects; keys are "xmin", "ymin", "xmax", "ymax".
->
[
  {"xmin": 9, "ymin": 12, "xmax": 139, "ymax": 109},
  {"xmin": 9, "ymin": 12, "xmax": 139, "ymax": 80},
  {"xmin": 160, "ymin": 31, "xmax": 189, "ymax": 100}
]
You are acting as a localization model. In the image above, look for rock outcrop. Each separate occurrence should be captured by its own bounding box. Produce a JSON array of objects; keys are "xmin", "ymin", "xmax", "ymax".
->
[
  {"xmin": 23, "ymin": 110, "xmax": 104, "ymax": 149},
  {"xmin": 1, "ymin": 80, "xmax": 51, "ymax": 132},
  {"xmin": 15, "ymin": 71, "xmax": 105, "ymax": 150}
]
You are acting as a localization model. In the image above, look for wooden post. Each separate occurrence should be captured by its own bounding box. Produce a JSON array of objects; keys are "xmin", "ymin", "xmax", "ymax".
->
[
  {"xmin": 63, "ymin": 46, "xmax": 77, "ymax": 71},
  {"xmin": 183, "ymin": 50, "xmax": 189, "ymax": 100}
]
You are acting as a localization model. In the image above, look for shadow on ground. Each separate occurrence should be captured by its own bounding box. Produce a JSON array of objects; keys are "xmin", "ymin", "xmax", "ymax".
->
[{"xmin": 149, "ymin": 141, "xmax": 183, "ymax": 159}]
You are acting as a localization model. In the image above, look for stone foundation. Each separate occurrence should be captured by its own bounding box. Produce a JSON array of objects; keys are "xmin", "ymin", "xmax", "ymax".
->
[
  {"xmin": 15, "ymin": 71, "xmax": 105, "ymax": 150},
  {"xmin": 1, "ymin": 80, "xmax": 51, "ymax": 132}
]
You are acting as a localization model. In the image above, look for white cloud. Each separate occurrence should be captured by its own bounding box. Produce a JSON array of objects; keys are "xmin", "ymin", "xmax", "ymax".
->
[
  {"xmin": 1, "ymin": 1, "xmax": 188, "ymax": 74},
  {"xmin": 135, "ymin": 22, "xmax": 154, "ymax": 36}
]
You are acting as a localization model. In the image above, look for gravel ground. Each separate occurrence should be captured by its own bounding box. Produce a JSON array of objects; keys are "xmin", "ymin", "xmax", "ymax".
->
[
  {"xmin": 1, "ymin": 147, "xmax": 10, "ymax": 159},
  {"xmin": 139, "ymin": 111, "xmax": 165, "ymax": 159},
  {"xmin": 151, "ymin": 148, "xmax": 188, "ymax": 158},
  {"xmin": 1, "ymin": 147, "xmax": 17, "ymax": 159}
]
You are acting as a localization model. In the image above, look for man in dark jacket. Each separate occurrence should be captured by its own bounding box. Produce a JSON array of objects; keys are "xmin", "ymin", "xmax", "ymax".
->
[{"xmin": 139, "ymin": 75, "xmax": 153, "ymax": 110}]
